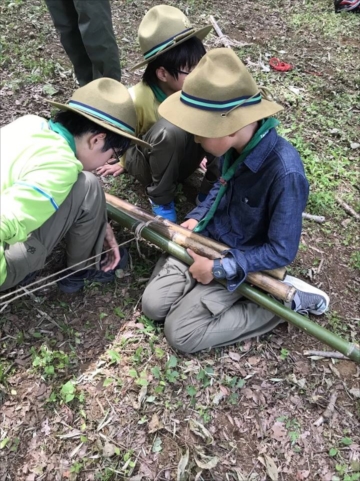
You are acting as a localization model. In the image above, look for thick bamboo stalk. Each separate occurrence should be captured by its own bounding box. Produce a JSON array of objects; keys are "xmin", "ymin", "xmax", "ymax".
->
[
  {"xmin": 106, "ymin": 194, "xmax": 287, "ymax": 281},
  {"xmin": 106, "ymin": 203, "xmax": 360, "ymax": 364},
  {"xmin": 106, "ymin": 196, "xmax": 293, "ymax": 302}
]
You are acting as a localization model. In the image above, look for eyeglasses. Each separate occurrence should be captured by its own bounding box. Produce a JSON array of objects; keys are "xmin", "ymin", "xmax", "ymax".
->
[
  {"xmin": 107, "ymin": 146, "xmax": 121, "ymax": 165},
  {"xmin": 176, "ymin": 69, "xmax": 192, "ymax": 76}
]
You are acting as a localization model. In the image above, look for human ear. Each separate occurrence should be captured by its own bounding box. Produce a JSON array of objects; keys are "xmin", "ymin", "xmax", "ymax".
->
[
  {"xmin": 89, "ymin": 132, "xmax": 106, "ymax": 150},
  {"xmin": 155, "ymin": 66, "xmax": 168, "ymax": 83}
]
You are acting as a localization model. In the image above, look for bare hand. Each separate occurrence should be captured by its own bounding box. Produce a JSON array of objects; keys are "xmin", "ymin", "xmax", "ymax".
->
[
  {"xmin": 187, "ymin": 249, "xmax": 214, "ymax": 284},
  {"xmin": 199, "ymin": 157, "xmax": 208, "ymax": 172},
  {"xmin": 101, "ymin": 223, "xmax": 120, "ymax": 271},
  {"xmin": 181, "ymin": 219, "xmax": 199, "ymax": 231},
  {"xmin": 96, "ymin": 163, "xmax": 125, "ymax": 177}
]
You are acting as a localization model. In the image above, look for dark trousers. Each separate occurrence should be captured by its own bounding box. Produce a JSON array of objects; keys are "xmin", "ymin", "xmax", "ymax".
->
[
  {"xmin": 126, "ymin": 118, "xmax": 220, "ymax": 205},
  {"xmin": 45, "ymin": 0, "xmax": 121, "ymax": 86}
]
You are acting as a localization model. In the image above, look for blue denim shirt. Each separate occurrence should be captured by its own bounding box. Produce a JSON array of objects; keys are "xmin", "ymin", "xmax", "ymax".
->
[{"xmin": 186, "ymin": 128, "xmax": 309, "ymax": 291}]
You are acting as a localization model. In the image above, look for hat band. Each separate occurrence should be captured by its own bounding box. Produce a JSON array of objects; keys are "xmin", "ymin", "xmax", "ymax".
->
[
  {"xmin": 68, "ymin": 100, "xmax": 136, "ymax": 135},
  {"xmin": 180, "ymin": 91, "xmax": 262, "ymax": 112},
  {"xmin": 143, "ymin": 28, "xmax": 194, "ymax": 60}
]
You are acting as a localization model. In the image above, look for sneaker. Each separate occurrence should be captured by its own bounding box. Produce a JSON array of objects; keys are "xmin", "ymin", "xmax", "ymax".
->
[
  {"xmin": 195, "ymin": 193, "xmax": 208, "ymax": 206},
  {"xmin": 284, "ymin": 275, "xmax": 330, "ymax": 316},
  {"xmin": 58, "ymin": 247, "xmax": 128, "ymax": 294},
  {"xmin": 18, "ymin": 271, "xmax": 38, "ymax": 287},
  {"xmin": 149, "ymin": 199, "xmax": 177, "ymax": 222}
]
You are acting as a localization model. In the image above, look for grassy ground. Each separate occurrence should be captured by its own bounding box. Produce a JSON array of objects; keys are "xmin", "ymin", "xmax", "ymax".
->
[{"xmin": 0, "ymin": 1, "xmax": 359, "ymax": 480}]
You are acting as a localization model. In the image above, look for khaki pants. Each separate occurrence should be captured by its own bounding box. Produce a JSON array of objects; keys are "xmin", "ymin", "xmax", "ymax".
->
[
  {"xmin": 126, "ymin": 118, "xmax": 219, "ymax": 205},
  {"xmin": 142, "ymin": 256, "xmax": 282, "ymax": 353},
  {"xmin": 45, "ymin": 0, "xmax": 121, "ymax": 86},
  {"xmin": 0, "ymin": 172, "xmax": 107, "ymax": 291}
]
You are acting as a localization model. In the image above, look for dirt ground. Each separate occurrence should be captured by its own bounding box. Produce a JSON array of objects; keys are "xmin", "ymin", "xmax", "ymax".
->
[{"xmin": 0, "ymin": 1, "xmax": 359, "ymax": 480}]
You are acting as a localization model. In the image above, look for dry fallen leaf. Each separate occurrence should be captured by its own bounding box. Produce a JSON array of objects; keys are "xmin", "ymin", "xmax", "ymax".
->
[
  {"xmin": 189, "ymin": 419, "xmax": 214, "ymax": 444},
  {"xmin": 229, "ymin": 351, "xmax": 241, "ymax": 361},
  {"xmin": 270, "ymin": 422, "xmax": 287, "ymax": 441},
  {"xmin": 148, "ymin": 413, "xmax": 164, "ymax": 434},
  {"xmin": 177, "ymin": 448, "xmax": 189, "ymax": 481},
  {"xmin": 103, "ymin": 442, "xmax": 116, "ymax": 458},
  {"xmin": 259, "ymin": 454, "xmax": 279, "ymax": 481},
  {"xmin": 194, "ymin": 454, "xmax": 219, "ymax": 470}
]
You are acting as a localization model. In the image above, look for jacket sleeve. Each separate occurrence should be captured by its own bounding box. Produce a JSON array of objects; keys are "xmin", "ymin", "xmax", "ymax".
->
[
  {"xmin": 0, "ymin": 147, "xmax": 81, "ymax": 245},
  {"xmin": 222, "ymin": 171, "xmax": 309, "ymax": 291}
]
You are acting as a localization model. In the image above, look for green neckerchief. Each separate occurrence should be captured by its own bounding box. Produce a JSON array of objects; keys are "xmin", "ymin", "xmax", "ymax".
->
[
  {"xmin": 149, "ymin": 83, "xmax": 167, "ymax": 104},
  {"xmin": 194, "ymin": 117, "xmax": 280, "ymax": 233},
  {"xmin": 48, "ymin": 120, "xmax": 76, "ymax": 154}
]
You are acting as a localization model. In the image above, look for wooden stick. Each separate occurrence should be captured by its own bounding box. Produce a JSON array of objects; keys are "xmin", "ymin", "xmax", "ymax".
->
[
  {"xmin": 314, "ymin": 392, "xmax": 338, "ymax": 426},
  {"xmin": 106, "ymin": 194, "xmax": 295, "ymax": 302},
  {"xmin": 302, "ymin": 212, "xmax": 326, "ymax": 223},
  {"xmin": 335, "ymin": 196, "xmax": 360, "ymax": 220},
  {"xmin": 106, "ymin": 195, "xmax": 286, "ymax": 281},
  {"xmin": 209, "ymin": 15, "xmax": 250, "ymax": 49},
  {"xmin": 209, "ymin": 15, "xmax": 231, "ymax": 48},
  {"xmin": 304, "ymin": 350, "xmax": 350, "ymax": 360}
]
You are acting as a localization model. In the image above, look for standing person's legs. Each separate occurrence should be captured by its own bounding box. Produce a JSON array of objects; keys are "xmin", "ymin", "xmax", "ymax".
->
[
  {"xmin": 73, "ymin": 0, "xmax": 121, "ymax": 82},
  {"xmin": 45, "ymin": 0, "xmax": 93, "ymax": 86},
  {"xmin": 0, "ymin": 172, "xmax": 107, "ymax": 292},
  {"xmin": 142, "ymin": 256, "xmax": 281, "ymax": 353}
]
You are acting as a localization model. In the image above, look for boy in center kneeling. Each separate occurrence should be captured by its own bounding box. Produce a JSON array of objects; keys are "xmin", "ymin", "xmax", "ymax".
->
[{"xmin": 97, "ymin": 5, "xmax": 219, "ymax": 222}]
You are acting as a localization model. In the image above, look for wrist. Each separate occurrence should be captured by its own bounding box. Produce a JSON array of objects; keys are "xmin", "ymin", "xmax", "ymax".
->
[{"xmin": 212, "ymin": 258, "xmax": 226, "ymax": 279}]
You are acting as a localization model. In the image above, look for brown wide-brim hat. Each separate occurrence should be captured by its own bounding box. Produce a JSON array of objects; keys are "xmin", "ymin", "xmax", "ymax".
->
[
  {"xmin": 47, "ymin": 78, "xmax": 150, "ymax": 149},
  {"xmin": 130, "ymin": 5, "xmax": 212, "ymax": 71},
  {"xmin": 159, "ymin": 48, "xmax": 284, "ymax": 138}
]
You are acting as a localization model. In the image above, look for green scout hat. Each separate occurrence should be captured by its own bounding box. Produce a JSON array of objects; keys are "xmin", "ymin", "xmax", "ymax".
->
[
  {"xmin": 130, "ymin": 5, "xmax": 212, "ymax": 71},
  {"xmin": 48, "ymin": 78, "xmax": 150, "ymax": 148},
  {"xmin": 159, "ymin": 48, "xmax": 284, "ymax": 138}
]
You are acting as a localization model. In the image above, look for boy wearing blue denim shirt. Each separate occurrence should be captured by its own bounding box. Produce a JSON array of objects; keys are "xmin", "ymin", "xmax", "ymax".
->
[{"xmin": 142, "ymin": 49, "xmax": 329, "ymax": 354}]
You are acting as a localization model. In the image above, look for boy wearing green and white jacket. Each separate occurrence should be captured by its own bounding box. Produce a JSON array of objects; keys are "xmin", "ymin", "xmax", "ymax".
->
[{"xmin": 0, "ymin": 78, "xmax": 148, "ymax": 294}]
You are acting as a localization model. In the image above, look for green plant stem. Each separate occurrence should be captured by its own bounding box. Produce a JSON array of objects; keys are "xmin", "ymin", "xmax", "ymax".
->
[{"xmin": 107, "ymin": 204, "xmax": 360, "ymax": 363}]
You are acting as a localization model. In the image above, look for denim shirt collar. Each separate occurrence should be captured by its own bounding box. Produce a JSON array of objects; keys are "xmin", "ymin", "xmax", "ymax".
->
[{"xmin": 243, "ymin": 127, "xmax": 278, "ymax": 173}]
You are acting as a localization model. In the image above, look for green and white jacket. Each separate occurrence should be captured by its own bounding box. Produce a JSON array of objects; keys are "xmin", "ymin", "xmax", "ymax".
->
[{"xmin": 0, "ymin": 115, "xmax": 82, "ymax": 286}]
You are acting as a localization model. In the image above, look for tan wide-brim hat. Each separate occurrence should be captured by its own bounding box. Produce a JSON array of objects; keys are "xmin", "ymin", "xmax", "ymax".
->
[
  {"xmin": 47, "ymin": 78, "xmax": 150, "ymax": 149},
  {"xmin": 130, "ymin": 5, "xmax": 212, "ymax": 71},
  {"xmin": 159, "ymin": 48, "xmax": 284, "ymax": 138}
]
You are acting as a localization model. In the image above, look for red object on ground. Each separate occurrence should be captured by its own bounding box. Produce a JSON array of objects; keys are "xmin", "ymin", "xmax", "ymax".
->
[{"xmin": 269, "ymin": 57, "xmax": 293, "ymax": 72}]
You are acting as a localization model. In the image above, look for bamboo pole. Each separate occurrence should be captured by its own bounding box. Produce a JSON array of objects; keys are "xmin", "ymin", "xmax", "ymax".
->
[
  {"xmin": 106, "ymin": 194, "xmax": 287, "ymax": 281},
  {"xmin": 106, "ymin": 203, "xmax": 360, "ymax": 364}
]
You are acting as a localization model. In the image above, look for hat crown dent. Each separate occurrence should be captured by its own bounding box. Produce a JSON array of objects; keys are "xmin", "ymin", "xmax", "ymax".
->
[
  {"xmin": 71, "ymin": 78, "xmax": 137, "ymax": 131},
  {"xmin": 138, "ymin": 5, "xmax": 192, "ymax": 54},
  {"xmin": 183, "ymin": 49, "xmax": 259, "ymax": 103}
]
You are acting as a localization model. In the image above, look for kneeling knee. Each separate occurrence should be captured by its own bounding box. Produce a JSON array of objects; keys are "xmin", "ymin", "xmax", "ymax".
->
[
  {"xmin": 142, "ymin": 287, "xmax": 166, "ymax": 321},
  {"xmin": 163, "ymin": 320, "xmax": 196, "ymax": 354}
]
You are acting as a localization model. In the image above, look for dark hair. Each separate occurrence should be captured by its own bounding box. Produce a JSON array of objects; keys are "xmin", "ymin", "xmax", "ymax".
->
[
  {"xmin": 142, "ymin": 36, "xmax": 206, "ymax": 86},
  {"xmin": 53, "ymin": 110, "xmax": 131, "ymax": 154}
]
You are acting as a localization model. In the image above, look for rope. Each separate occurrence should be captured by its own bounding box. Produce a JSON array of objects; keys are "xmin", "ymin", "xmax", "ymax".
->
[
  {"xmin": 0, "ymin": 237, "xmax": 135, "ymax": 308},
  {"xmin": 0, "ymin": 217, "xmax": 162, "ymax": 309},
  {"xmin": 133, "ymin": 218, "xmax": 161, "ymax": 259}
]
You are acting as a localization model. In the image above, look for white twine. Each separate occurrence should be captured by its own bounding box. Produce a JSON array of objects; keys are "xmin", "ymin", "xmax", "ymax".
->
[{"xmin": 0, "ymin": 218, "xmax": 163, "ymax": 310}]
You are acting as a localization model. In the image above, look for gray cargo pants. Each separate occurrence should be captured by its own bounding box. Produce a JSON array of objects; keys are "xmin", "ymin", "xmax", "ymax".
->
[
  {"xmin": 142, "ymin": 256, "xmax": 282, "ymax": 353},
  {"xmin": 126, "ymin": 118, "xmax": 220, "ymax": 205},
  {"xmin": 45, "ymin": 0, "xmax": 121, "ymax": 86},
  {"xmin": 0, "ymin": 172, "xmax": 107, "ymax": 292}
]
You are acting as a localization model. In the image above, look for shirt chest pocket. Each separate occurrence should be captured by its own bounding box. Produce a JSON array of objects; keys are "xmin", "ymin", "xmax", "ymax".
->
[{"xmin": 231, "ymin": 196, "xmax": 268, "ymax": 238}]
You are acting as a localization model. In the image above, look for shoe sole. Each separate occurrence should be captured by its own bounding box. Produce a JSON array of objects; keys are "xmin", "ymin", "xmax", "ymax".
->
[{"xmin": 284, "ymin": 275, "xmax": 330, "ymax": 315}]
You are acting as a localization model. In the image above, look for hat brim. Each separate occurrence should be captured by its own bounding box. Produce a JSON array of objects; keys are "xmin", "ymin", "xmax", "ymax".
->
[
  {"xmin": 158, "ymin": 92, "xmax": 284, "ymax": 138},
  {"xmin": 130, "ymin": 25, "xmax": 213, "ymax": 71},
  {"xmin": 46, "ymin": 99, "xmax": 151, "ymax": 149}
]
